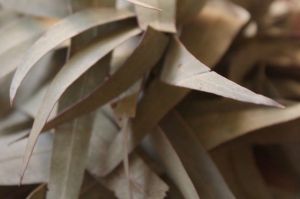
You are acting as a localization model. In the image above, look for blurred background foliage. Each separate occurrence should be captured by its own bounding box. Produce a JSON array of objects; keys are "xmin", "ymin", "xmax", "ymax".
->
[{"xmin": 0, "ymin": 0, "xmax": 299, "ymax": 198}]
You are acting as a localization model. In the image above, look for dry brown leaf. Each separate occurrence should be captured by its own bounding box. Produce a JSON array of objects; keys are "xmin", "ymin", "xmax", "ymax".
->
[
  {"xmin": 10, "ymin": 8, "xmax": 135, "ymax": 102},
  {"xmin": 159, "ymin": 111, "xmax": 235, "ymax": 199},
  {"xmin": 44, "ymin": 27, "xmax": 169, "ymax": 131},
  {"xmin": 113, "ymin": 79, "xmax": 142, "ymax": 118},
  {"xmin": 87, "ymin": 109, "xmax": 169, "ymax": 199},
  {"xmin": 21, "ymin": 26, "xmax": 141, "ymax": 180},
  {"xmin": 180, "ymin": 99, "xmax": 300, "ymax": 150},
  {"xmin": 46, "ymin": 16, "xmax": 111, "ymax": 197},
  {"xmin": 100, "ymin": 80, "xmax": 188, "ymax": 175},
  {"xmin": 147, "ymin": 129, "xmax": 200, "ymax": 199},
  {"xmin": 161, "ymin": 37, "xmax": 282, "ymax": 107}
]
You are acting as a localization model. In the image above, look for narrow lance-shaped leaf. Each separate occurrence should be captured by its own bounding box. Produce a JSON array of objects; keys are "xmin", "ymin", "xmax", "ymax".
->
[
  {"xmin": 135, "ymin": 0, "xmax": 176, "ymax": 33},
  {"xmin": 20, "ymin": 26, "xmax": 141, "ymax": 179},
  {"xmin": 46, "ymin": 1, "xmax": 113, "ymax": 195},
  {"xmin": 181, "ymin": 100, "xmax": 300, "ymax": 150},
  {"xmin": 159, "ymin": 111, "xmax": 235, "ymax": 199},
  {"xmin": 112, "ymin": 81, "xmax": 143, "ymax": 198},
  {"xmin": 0, "ymin": 17, "xmax": 49, "ymax": 79},
  {"xmin": 87, "ymin": 109, "xmax": 169, "ymax": 198},
  {"xmin": 101, "ymin": 80, "xmax": 188, "ymax": 175},
  {"xmin": 46, "ymin": 58, "xmax": 108, "ymax": 199},
  {"xmin": 161, "ymin": 37, "xmax": 282, "ymax": 107},
  {"xmin": 10, "ymin": 8, "xmax": 135, "ymax": 103},
  {"xmin": 44, "ymin": 27, "xmax": 169, "ymax": 131},
  {"xmin": 147, "ymin": 128, "xmax": 201, "ymax": 199}
]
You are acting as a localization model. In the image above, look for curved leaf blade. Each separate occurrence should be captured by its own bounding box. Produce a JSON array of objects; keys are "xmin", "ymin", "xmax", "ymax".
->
[
  {"xmin": 20, "ymin": 27, "xmax": 141, "ymax": 183},
  {"xmin": 161, "ymin": 38, "xmax": 283, "ymax": 108},
  {"xmin": 10, "ymin": 8, "xmax": 135, "ymax": 103},
  {"xmin": 44, "ymin": 27, "xmax": 169, "ymax": 131}
]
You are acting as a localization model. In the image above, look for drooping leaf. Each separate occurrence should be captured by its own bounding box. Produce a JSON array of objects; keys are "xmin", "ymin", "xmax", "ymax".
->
[
  {"xmin": 147, "ymin": 128, "xmax": 200, "ymax": 199},
  {"xmin": 159, "ymin": 111, "xmax": 235, "ymax": 199},
  {"xmin": 10, "ymin": 8, "xmax": 135, "ymax": 102},
  {"xmin": 87, "ymin": 108, "xmax": 169, "ymax": 198},
  {"xmin": 98, "ymin": 80, "xmax": 188, "ymax": 175},
  {"xmin": 44, "ymin": 27, "xmax": 169, "ymax": 131},
  {"xmin": 46, "ymin": 64, "xmax": 104, "ymax": 199},
  {"xmin": 21, "ymin": 26, "xmax": 141, "ymax": 180},
  {"xmin": 46, "ymin": 10, "xmax": 114, "ymax": 198},
  {"xmin": 0, "ymin": 48, "xmax": 65, "ymax": 116}
]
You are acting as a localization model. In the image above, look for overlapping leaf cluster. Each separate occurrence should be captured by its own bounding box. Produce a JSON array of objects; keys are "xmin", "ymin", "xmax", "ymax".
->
[{"xmin": 0, "ymin": 0, "xmax": 299, "ymax": 198}]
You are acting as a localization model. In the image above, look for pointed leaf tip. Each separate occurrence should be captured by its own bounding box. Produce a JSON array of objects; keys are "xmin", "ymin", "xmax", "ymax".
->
[{"xmin": 9, "ymin": 8, "xmax": 134, "ymax": 104}]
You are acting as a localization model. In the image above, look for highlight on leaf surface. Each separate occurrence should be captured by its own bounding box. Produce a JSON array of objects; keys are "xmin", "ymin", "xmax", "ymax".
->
[
  {"xmin": 10, "ymin": 8, "xmax": 135, "ymax": 104},
  {"xmin": 0, "ymin": 0, "xmax": 299, "ymax": 198}
]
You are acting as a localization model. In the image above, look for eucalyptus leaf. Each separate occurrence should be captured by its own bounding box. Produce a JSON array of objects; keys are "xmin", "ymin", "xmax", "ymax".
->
[
  {"xmin": 161, "ymin": 38, "xmax": 282, "ymax": 107},
  {"xmin": 10, "ymin": 8, "xmax": 135, "ymax": 102},
  {"xmin": 44, "ymin": 27, "xmax": 168, "ymax": 131}
]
